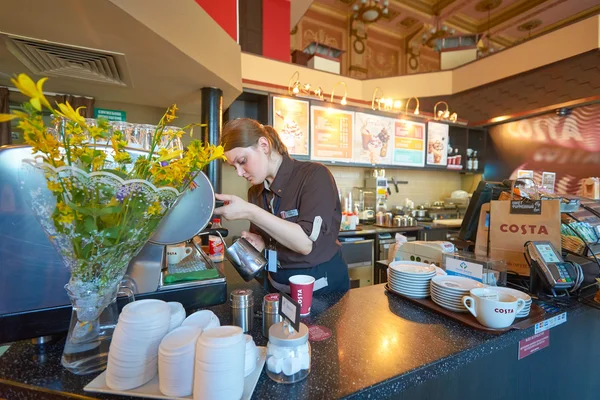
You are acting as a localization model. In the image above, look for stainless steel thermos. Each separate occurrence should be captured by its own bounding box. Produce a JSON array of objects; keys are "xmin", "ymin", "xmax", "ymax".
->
[
  {"xmin": 230, "ymin": 289, "xmax": 254, "ymax": 333},
  {"xmin": 262, "ymin": 293, "xmax": 282, "ymax": 338}
]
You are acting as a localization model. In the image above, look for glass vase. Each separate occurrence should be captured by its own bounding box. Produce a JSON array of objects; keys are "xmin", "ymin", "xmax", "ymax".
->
[
  {"xmin": 61, "ymin": 277, "xmax": 136, "ymax": 375},
  {"xmin": 19, "ymin": 158, "xmax": 181, "ymax": 375}
]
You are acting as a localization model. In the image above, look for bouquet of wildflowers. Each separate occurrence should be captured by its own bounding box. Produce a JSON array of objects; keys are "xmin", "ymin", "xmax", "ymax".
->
[{"xmin": 1, "ymin": 74, "xmax": 225, "ymax": 317}]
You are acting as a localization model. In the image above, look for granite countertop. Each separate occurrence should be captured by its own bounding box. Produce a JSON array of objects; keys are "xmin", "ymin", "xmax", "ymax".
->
[{"xmin": 0, "ymin": 262, "xmax": 593, "ymax": 399}]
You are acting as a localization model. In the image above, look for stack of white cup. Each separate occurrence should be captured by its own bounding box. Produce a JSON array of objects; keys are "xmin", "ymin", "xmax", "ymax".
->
[
  {"xmin": 158, "ymin": 326, "xmax": 203, "ymax": 397},
  {"xmin": 193, "ymin": 326, "xmax": 245, "ymax": 400},
  {"xmin": 106, "ymin": 299, "xmax": 171, "ymax": 390},
  {"xmin": 182, "ymin": 309, "xmax": 220, "ymax": 331},
  {"xmin": 244, "ymin": 334, "xmax": 259, "ymax": 377},
  {"xmin": 167, "ymin": 302, "xmax": 186, "ymax": 332}
]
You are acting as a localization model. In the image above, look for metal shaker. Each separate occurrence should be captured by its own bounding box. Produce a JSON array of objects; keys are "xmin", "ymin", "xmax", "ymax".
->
[
  {"xmin": 230, "ymin": 289, "xmax": 254, "ymax": 333},
  {"xmin": 262, "ymin": 293, "xmax": 282, "ymax": 338}
]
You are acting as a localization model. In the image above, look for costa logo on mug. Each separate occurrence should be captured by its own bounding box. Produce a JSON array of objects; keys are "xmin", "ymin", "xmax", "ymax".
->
[
  {"xmin": 166, "ymin": 243, "xmax": 193, "ymax": 265},
  {"xmin": 462, "ymin": 288, "xmax": 526, "ymax": 329}
]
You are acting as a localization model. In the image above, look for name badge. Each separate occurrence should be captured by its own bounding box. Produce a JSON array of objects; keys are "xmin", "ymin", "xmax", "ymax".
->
[{"xmin": 280, "ymin": 209, "xmax": 299, "ymax": 219}]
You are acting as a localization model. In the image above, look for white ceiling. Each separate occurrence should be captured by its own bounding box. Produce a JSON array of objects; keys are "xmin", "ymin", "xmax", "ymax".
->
[{"xmin": 0, "ymin": 0, "xmax": 243, "ymax": 113}]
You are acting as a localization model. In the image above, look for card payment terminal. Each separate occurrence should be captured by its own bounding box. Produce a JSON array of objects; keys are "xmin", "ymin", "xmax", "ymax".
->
[{"xmin": 524, "ymin": 241, "xmax": 579, "ymax": 293}]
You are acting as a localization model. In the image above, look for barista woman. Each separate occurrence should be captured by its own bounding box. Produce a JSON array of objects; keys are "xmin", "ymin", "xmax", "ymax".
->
[{"xmin": 214, "ymin": 118, "xmax": 350, "ymax": 294}]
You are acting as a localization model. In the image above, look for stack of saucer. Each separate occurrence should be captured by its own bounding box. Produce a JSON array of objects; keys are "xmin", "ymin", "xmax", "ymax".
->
[
  {"xmin": 106, "ymin": 299, "xmax": 171, "ymax": 390},
  {"xmin": 158, "ymin": 326, "xmax": 203, "ymax": 397},
  {"xmin": 194, "ymin": 325, "xmax": 245, "ymax": 400},
  {"xmin": 493, "ymin": 287, "xmax": 532, "ymax": 318},
  {"xmin": 388, "ymin": 261, "xmax": 437, "ymax": 298},
  {"xmin": 430, "ymin": 276, "xmax": 485, "ymax": 313}
]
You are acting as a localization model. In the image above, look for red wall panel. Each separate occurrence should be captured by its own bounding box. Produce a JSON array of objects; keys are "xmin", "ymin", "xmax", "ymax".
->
[
  {"xmin": 195, "ymin": 0, "xmax": 238, "ymax": 41},
  {"xmin": 262, "ymin": 0, "xmax": 290, "ymax": 62}
]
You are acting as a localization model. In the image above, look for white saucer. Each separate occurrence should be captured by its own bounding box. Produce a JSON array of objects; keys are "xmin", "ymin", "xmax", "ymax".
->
[
  {"xmin": 431, "ymin": 276, "xmax": 485, "ymax": 293},
  {"xmin": 389, "ymin": 262, "xmax": 437, "ymax": 275}
]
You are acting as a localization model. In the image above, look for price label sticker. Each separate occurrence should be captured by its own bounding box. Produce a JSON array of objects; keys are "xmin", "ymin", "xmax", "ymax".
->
[{"xmin": 279, "ymin": 292, "xmax": 300, "ymax": 333}]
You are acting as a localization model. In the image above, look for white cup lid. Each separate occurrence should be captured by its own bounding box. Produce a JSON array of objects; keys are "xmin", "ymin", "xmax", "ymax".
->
[{"xmin": 268, "ymin": 322, "xmax": 309, "ymax": 347}]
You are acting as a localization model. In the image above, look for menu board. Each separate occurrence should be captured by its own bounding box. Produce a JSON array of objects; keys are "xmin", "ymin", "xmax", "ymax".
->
[
  {"xmin": 310, "ymin": 106, "xmax": 354, "ymax": 162},
  {"xmin": 354, "ymin": 112, "xmax": 394, "ymax": 164},
  {"xmin": 392, "ymin": 120, "xmax": 426, "ymax": 167},
  {"xmin": 272, "ymin": 96, "xmax": 309, "ymax": 156},
  {"xmin": 426, "ymin": 121, "xmax": 449, "ymax": 166}
]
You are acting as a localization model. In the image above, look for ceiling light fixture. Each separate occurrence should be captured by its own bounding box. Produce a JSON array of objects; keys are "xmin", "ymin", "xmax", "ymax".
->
[
  {"xmin": 352, "ymin": 0, "xmax": 389, "ymax": 24},
  {"xmin": 433, "ymin": 101, "xmax": 457, "ymax": 123},
  {"xmin": 421, "ymin": 14, "xmax": 455, "ymax": 52},
  {"xmin": 404, "ymin": 97, "xmax": 420, "ymax": 116},
  {"xmin": 330, "ymin": 81, "xmax": 348, "ymax": 106},
  {"xmin": 287, "ymin": 71, "xmax": 324, "ymax": 101},
  {"xmin": 371, "ymin": 87, "xmax": 402, "ymax": 112}
]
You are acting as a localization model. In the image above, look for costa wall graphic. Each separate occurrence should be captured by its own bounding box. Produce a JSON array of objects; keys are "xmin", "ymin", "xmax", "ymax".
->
[{"xmin": 487, "ymin": 103, "xmax": 600, "ymax": 195}]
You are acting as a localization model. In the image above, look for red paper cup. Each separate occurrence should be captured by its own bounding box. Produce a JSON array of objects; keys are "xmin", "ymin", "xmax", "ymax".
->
[{"xmin": 289, "ymin": 275, "xmax": 315, "ymax": 316}]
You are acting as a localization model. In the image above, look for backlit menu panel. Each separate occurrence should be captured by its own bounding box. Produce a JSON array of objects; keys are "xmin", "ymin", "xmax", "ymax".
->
[{"xmin": 310, "ymin": 106, "xmax": 354, "ymax": 162}]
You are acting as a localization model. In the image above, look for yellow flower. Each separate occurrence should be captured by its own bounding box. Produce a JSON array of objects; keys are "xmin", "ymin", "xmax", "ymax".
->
[
  {"xmin": 157, "ymin": 148, "xmax": 183, "ymax": 162},
  {"xmin": 147, "ymin": 201, "xmax": 162, "ymax": 216},
  {"xmin": 56, "ymin": 212, "xmax": 74, "ymax": 225},
  {"xmin": 55, "ymin": 102, "xmax": 86, "ymax": 126},
  {"xmin": 47, "ymin": 180, "xmax": 63, "ymax": 193},
  {"xmin": 0, "ymin": 114, "xmax": 18, "ymax": 122},
  {"xmin": 11, "ymin": 74, "xmax": 53, "ymax": 112},
  {"xmin": 56, "ymin": 201, "xmax": 71, "ymax": 214},
  {"xmin": 55, "ymin": 201, "xmax": 75, "ymax": 225}
]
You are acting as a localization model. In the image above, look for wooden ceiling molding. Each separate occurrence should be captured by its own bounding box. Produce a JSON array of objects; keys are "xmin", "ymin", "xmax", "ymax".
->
[{"xmin": 306, "ymin": 0, "xmax": 600, "ymax": 53}]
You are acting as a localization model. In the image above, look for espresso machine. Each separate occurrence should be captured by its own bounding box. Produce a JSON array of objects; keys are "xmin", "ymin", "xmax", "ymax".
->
[
  {"xmin": 364, "ymin": 173, "xmax": 389, "ymax": 212},
  {"xmin": 0, "ymin": 145, "xmax": 228, "ymax": 343}
]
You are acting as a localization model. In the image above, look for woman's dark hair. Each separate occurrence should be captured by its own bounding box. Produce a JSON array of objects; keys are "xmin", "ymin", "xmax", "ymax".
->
[{"xmin": 221, "ymin": 118, "xmax": 288, "ymax": 156}]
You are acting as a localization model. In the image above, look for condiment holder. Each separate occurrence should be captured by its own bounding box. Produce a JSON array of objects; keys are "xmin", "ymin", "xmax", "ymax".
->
[{"xmin": 266, "ymin": 321, "xmax": 311, "ymax": 384}]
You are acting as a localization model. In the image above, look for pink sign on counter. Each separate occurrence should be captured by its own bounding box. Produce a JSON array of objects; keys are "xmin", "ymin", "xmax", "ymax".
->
[{"xmin": 518, "ymin": 330, "xmax": 550, "ymax": 360}]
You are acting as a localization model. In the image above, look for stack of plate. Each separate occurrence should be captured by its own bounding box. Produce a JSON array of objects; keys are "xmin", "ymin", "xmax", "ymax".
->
[
  {"xmin": 388, "ymin": 261, "xmax": 437, "ymax": 299},
  {"xmin": 493, "ymin": 287, "xmax": 532, "ymax": 318},
  {"xmin": 430, "ymin": 276, "xmax": 485, "ymax": 313}
]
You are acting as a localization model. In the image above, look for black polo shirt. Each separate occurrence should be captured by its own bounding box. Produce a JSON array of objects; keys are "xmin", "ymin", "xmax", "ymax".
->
[{"xmin": 248, "ymin": 155, "xmax": 342, "ymax": 269}]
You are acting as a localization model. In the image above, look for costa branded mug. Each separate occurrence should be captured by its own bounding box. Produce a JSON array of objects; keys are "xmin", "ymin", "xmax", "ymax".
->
[
  {"xmin": 462, "ymin": 289, "xmax": 526, "ymax": 329},
  {"xmin": 166, "ymin": 243, "xmax": 193, "ymax": 265},
  {"xmin": 289, "ymin": 275, "xmax": 315, "ymax": 316}
]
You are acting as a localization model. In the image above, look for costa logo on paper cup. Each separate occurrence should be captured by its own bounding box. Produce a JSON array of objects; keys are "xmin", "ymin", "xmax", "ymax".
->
[{"xmin": 289, "ymin": 275, "xmax": 315, "ymax": 316}]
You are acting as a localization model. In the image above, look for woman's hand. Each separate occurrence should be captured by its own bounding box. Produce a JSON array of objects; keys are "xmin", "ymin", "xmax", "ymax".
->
[
  {"xmin": 214, "ymin": 193, "xmax": 256, "ymax": 221},
  {"xmin": 241, "ymin": 231, "xmax": 265, "ymax": 252}
]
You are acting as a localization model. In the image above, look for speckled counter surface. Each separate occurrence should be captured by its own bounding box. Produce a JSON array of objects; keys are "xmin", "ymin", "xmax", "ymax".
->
[{"xmin": 1, "ymin": 264, "xmax": 598, "ymax": 400}]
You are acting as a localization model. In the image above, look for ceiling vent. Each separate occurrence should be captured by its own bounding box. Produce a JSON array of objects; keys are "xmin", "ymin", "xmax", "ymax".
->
[{"xmin": 4, "ymin": 34, "xmax": 132, "ymax": 87}]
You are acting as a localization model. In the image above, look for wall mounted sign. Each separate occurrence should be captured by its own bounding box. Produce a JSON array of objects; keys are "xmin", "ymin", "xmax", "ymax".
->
[
  {"xmin": 517, "ymin": 170, "xmax": 534, "ymax": 179},
  {"xmin": 272, "ymin": 96, "xmax": 309, "ymax": 156},
  {"xmin": 94, "ymin": 108, "xmax": 126, "ymax": 122},
  {"xmin": 426, "ymin": 121, "xmax": 448, "ymax": 166},
  {"xmin": 310, "ymin": 106, "xmax": 354, "ymax": 162},
  {"xmin": 392, "ymin": 119, "xmax": 426, "ymax": 167},
  {"xmin": 488, "ymin": 103, "xmax": 600, "ymax": 195},
  {"xmin": 354, "ymin": 112, "xmax": 394, "ymax": 165}
]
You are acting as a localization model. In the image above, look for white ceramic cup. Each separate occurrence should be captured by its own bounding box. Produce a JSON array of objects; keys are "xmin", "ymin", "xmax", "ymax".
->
[
  {"xmin": 462, "ymin": 289, "xmax": 526, "ymax": 329},
  {"xmin": 166, "ymin": 244, "xmax": 193, "ymax": 264}
]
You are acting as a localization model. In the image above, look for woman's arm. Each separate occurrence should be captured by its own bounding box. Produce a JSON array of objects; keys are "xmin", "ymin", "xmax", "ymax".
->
[{"xmin": 214, "ymin": 193, "xmax": 313, "ymax": 255}]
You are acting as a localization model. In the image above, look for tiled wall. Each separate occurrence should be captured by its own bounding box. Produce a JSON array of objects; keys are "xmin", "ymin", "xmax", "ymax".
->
[{"xmin": 328, "ymin": 165, "xmax": 464, "ymax": 208}]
